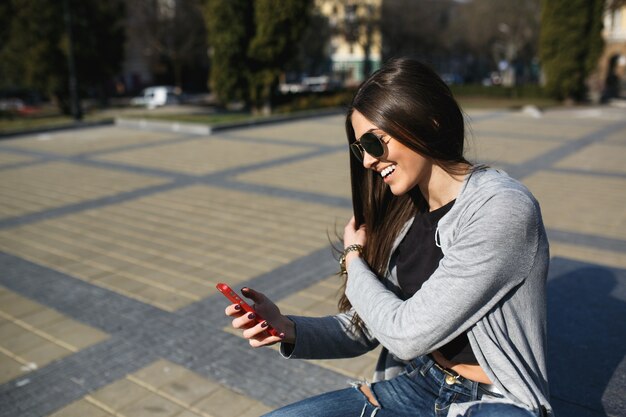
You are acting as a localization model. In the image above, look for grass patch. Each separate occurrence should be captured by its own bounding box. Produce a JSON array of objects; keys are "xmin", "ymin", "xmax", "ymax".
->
[
  {"xmin": 0, "ymin": 115, "xmax": 75, "ymax": 133},
  {"xmin": 1, "ymin": 87, "xmax": 561, "ymax": 136},
  {"xmin": 125, "ymin": 112, "xmax": 261, "ymax": 125},
  {"xmin": 457, "ymin": 96, "xmax": 559, "ymax": 110},
  {"xmin": 0, "ymin": 110, "xmax": 112, "ymax": 135}
]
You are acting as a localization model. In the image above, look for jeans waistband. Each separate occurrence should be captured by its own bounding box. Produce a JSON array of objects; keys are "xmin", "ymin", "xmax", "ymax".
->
[{"xmin": 407, "ymin": 355, "xmax": 503, "ymax": 399}]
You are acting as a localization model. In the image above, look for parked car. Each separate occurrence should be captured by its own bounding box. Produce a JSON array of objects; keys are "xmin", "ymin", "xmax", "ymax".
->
[
  {"xmin": 131, "ymin": 86, "xmax": 181, "ymax": 109},
  {"xmin": 302, "ymin": 76, "xmax": 339, "ymax": 92},
  {"xmin": 278, "ymin": 75, "xmax": 342, "ymax": 94},
  {"xmin": 279, "ymin": 82, "xmax": 306, "ymax": 94}
]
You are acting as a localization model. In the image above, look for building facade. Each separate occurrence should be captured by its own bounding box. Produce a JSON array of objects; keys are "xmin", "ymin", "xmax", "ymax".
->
[{"xmin": 316, "ymin": 0, "xmax": 383, "ymax": 86}]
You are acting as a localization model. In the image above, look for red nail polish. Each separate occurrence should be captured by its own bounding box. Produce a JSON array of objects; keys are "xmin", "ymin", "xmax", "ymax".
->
[
  {"xmin": 234, "ymin": 304, "xmax": 241, "ymax": 311},
  {"xmin": 261, "ymin": 321, "xmax": 268, "ymax": 328},
  {"xmin": 248, "ymin": 313, "xmax": 256, "ymax": 320}
]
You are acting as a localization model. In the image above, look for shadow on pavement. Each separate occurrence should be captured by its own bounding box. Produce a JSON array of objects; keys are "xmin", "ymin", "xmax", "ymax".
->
[{"xmin": 547, "ymin": 257, "xmax": 626, "ymax": 417}]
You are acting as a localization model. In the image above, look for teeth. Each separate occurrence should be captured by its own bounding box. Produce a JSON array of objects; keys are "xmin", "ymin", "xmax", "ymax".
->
[{"xmin": 381, "ymin": 165, "xmax": 396, "ymax": 178}]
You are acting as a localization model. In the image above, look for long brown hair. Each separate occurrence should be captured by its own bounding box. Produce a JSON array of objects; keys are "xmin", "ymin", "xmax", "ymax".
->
[{"xmin": 339, "ymin": 58, "xmax": 470, "ymax": 329}]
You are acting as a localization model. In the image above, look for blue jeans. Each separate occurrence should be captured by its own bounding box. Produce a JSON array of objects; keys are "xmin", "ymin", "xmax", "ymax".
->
[{"xmin": 263, "ymin": 355, "xmax": 537, "ymax": 417}]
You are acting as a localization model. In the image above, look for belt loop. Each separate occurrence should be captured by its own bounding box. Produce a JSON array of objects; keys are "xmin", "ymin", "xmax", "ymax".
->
[
  {"xmin": 471, "ymin": 380, "xmax": 479, "ymax": 400},
  {"xmin": 419, "ymin": 356, "xmax": 435, "ymax": 377}
]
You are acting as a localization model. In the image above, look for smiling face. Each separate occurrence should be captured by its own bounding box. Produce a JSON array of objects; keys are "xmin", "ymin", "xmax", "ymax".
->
[{"xmin": 351, "ymin": 110, "xmax": 432, "ymax": 196}]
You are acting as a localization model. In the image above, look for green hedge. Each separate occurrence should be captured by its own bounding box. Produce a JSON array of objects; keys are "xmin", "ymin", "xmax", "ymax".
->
[
  {"xmin": 274, "ymin": 89, "xmax": 356, "ymax": 113},
  {"xmin": 274, "ymin": 85, "xmax": 548, "ymax": 113},
  {"xmin": 450, "ymin": 84, "xmax": 547, "ymax": 99}
]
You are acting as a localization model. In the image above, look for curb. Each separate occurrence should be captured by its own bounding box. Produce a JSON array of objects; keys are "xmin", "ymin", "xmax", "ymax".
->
[
  {"xmin": 0, "ymin": 119, "xmax": 115, "ymax": 140},
  {"xmin": 115, "ymin": 107, "xmax": 346, "ymax": 135},
  {"xmin": 0, "ymin": 107, "xmax": 345, "ymax": 140},
  {"xmin": 115, "ymin": 118, "xmax": 211, "ymax": 135}
]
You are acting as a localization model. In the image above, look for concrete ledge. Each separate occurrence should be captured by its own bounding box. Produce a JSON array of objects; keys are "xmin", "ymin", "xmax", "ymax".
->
[
  {"xmin": 0, "ymin": 119, "xmax": 115, "ymax": 140},
  {"xmin": 115, "ymin": 117, "xmax": 212, "ymax": 135},
  {"xmin": 115, "ymin": 107, "xmax": 345, "ymax": 136},
  {"xmin": 210, "ymin": 107, "xmax": 345, "ymax": 132},
  {"xmin": 0, "ymin": 108, "xmax": 346, "ymax": 140}
]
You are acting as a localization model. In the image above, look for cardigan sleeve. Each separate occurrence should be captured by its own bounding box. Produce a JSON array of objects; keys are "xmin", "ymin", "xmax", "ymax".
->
[
  {"xmin": 279, "ymin": 309, "xmax": 379, "ymax": 359},
  {"xmin": 345, "ymin": 189, "xmax": 541, "ymax": 361}
]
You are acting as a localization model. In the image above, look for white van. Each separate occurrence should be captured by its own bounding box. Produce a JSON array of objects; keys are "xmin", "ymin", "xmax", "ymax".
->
[{"xmin": 131, "ymin": 86, "xmax": 180, "ymax": 109}]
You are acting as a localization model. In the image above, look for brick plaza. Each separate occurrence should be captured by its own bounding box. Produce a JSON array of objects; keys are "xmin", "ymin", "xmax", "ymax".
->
[{"xmin": 0, "ymin": 106, "xmax": 625, "ymax": 416}]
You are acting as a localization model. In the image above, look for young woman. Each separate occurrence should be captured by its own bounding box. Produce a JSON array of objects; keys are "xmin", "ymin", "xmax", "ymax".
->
[{"xmin": 225, "ymin": 58, "xmax": 551, "ymax": 417}]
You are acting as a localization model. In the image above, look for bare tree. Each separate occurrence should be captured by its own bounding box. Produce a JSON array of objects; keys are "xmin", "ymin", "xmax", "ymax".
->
[
  {"xmin": 127, "ymin": 0, "xmax": 207, "ymax": 88},
  {"xmin": 451, "ymin": 0, "xmax": 541, "ymax": 84},
  {"xmin": 380, "ymin": 0, "xmax": 541, "ymax": 84},
  {"xmin": 381, "ymin": 0, "xmax": 457, "ymax": 64}
]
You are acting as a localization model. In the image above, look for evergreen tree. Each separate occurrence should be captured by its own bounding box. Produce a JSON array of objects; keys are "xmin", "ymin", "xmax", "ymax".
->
[
  {"xmin": 204, "ymin": 0, "xmax": 254, "ymax": 105},
  {"xmin": 203, "ymin": 0, "xmax": 312, "ymax": 112},
  {"xmin": 539, "ymin": 0, "xmax": 605, "ymax": 101},
  {"xmin": 0, "ymin": 0, "xmax": 125, "ymax": 113},
  {"xmin": 248, "ymin": 0, "xmax": 312, "ymax": 113}
]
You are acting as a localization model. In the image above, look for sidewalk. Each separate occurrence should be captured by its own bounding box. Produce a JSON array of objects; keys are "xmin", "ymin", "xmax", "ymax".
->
[{"xmin": 0, "ymin": 107, "xmax": 624, "ymax": 417}]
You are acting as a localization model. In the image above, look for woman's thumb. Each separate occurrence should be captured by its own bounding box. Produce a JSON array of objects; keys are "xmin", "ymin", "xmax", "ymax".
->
[{"xmin": 241, "ymin": 287, "xmax": 264, "ymax": 303}]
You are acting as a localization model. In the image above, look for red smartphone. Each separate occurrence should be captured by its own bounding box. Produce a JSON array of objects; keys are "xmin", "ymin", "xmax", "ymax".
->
[{"xmin": 216, "ymin": 283, "xmax": 280, "ymax": 337}]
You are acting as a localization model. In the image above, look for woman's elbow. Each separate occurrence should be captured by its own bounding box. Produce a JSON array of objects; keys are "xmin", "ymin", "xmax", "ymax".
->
[{"xmin": 384, "ymin": 338, "xmax": 429, "ymax": 361}]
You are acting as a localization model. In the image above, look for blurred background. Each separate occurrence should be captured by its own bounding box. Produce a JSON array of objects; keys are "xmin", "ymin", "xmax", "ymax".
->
[{"xmin": 1, "ymin": 0, "xmax": 625, "ymax": 133}]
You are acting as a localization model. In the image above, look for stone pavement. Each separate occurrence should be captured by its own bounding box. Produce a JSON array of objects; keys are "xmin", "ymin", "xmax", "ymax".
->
[{"xmin": 0, "ymin": 106, "xmax": 624, "ymax": 417}]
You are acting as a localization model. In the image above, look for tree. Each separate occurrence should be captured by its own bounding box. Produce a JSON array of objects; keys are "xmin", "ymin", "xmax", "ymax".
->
[
  {"xmin": 539, "ymin": 0, "xmax": 606, "ymax": 101},
  {"xmin": 204, "ymin": 0, "xmax": 253, "ymax": 105},
  {"xmin": 381, "ymin": 0, "xmax": 455, "ymax": 64},
  {"xmin": 248, "ymin": 0, "xmax": 312, "ymax": 114},
  {"xmin": 380, "ymin": 0, "xmax": 542, "ymax": 85},
  {"xmin": 203, "ymin": 0, "xmax": 311, "ymax": 112},
  {"xmin": 0, "ymin": 0, "xmax": 125, "ymax": 113},
  {"xmin": 292, "ymin": 10, "xmax": 333, "ymax": 77},
  {"xmin": 453, "ymin": 0, "xmax": 542, "ymax": 85},
  {"xmin": 128, "ymin": 0, "xmax": 208, "ymax": 90}
]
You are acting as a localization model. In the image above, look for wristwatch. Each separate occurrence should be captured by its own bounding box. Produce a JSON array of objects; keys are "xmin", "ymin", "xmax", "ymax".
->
[{"xmin": 339, "ymin": 244, "xmax": 363, "ymax": 275}]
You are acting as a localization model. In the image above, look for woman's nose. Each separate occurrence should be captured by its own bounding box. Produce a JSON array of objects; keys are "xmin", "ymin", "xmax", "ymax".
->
[{"xmin": 362, "ymin": 151, "xmax": 377, "ymax": 169}]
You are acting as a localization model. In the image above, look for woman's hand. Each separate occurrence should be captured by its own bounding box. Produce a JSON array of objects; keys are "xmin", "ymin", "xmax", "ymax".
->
[
  {"xmin": 344, "ymin": 216, "xmax": 367, "ymax": 249},
  {"xmin": 343, "ymin": 216, "xmax": 367, "ymax": 269},
  {"xmin": 225, "ymin": 287, "xmax": 295, "ymax": 348}
]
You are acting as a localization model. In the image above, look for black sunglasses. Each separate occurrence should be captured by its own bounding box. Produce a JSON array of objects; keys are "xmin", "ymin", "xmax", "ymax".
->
[{"xmin": 350, "ymin": 131, "xmax": 387, "ymax": 162}]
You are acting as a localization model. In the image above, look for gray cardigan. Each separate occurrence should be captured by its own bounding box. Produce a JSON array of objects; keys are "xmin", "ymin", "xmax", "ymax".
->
[{"xmin": 281, "ymin": 167, "xmax": 551, "ymax": 416}]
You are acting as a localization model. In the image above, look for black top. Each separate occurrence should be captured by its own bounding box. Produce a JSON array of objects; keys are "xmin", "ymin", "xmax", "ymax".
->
[{"xmin": 395, "ymin": 193, "xmax": 478, "ymax": 364}]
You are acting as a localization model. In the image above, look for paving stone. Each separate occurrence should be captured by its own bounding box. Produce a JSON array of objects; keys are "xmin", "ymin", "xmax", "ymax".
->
[
  {"xmin": 0, "ymin": 296, "xmax": 43, "ymax": 318},
  {"xmin": 159, "ymin": 373, "xmax": 221, "ymax": 407},
  {"xmin": 19, "ymin": 308, "xmax": 65, "ymax": 329},
  {"xmin": 0, "ymin": 109, "xmax": 625, "ymax": 417},
  {"xmin": 469, "ymin": 135, "xmax": 564, "ymax": 165},
  {"xmin": 554, "ymin": 143, "xmax": 626, "ymax": 175},
  {"xmin": 0, "ymin": 162, "xmax": 168, "ymax": 220},
  {"xmin": 132, "ymin": 359, "xmax": 190, "ymax": 388},
  {"xmin": 5, "ymin": 126, "xmax": 188, "ymax": 154},
  {"xmin": 234, "ymin": 150, "xmax": 351, "ymax": 198},
  {"xmin": 47, "ymin": 399, "xmax": 109, "ymax": 417},
  {"xmin": 118, "ymin": 391, "xmax": 185, "ymax": 417},
  {"xmin": 94, "ymin": 137, "xmax": 317, "ymax": 175},
  {"xmin": 2, "ymin": 331, "xmax": 48, "ymax": 352},
  {"xmin": 0, "ymin": 351, "xmax": 25, "ymax": 384},
  {"xmin": 0, "ymin": 153, "xmax": 37, "ymax": 167},
  {"xmin": 20, "ymin": 342, "xmax": 70, "ymax": 367},
  {"xmin": 194, "ymin": 388, "xmax": 261, "ymax": 417},
  {"xmin": 523, "ymin": 171, "xmax": 626, "ymax": 241}
]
